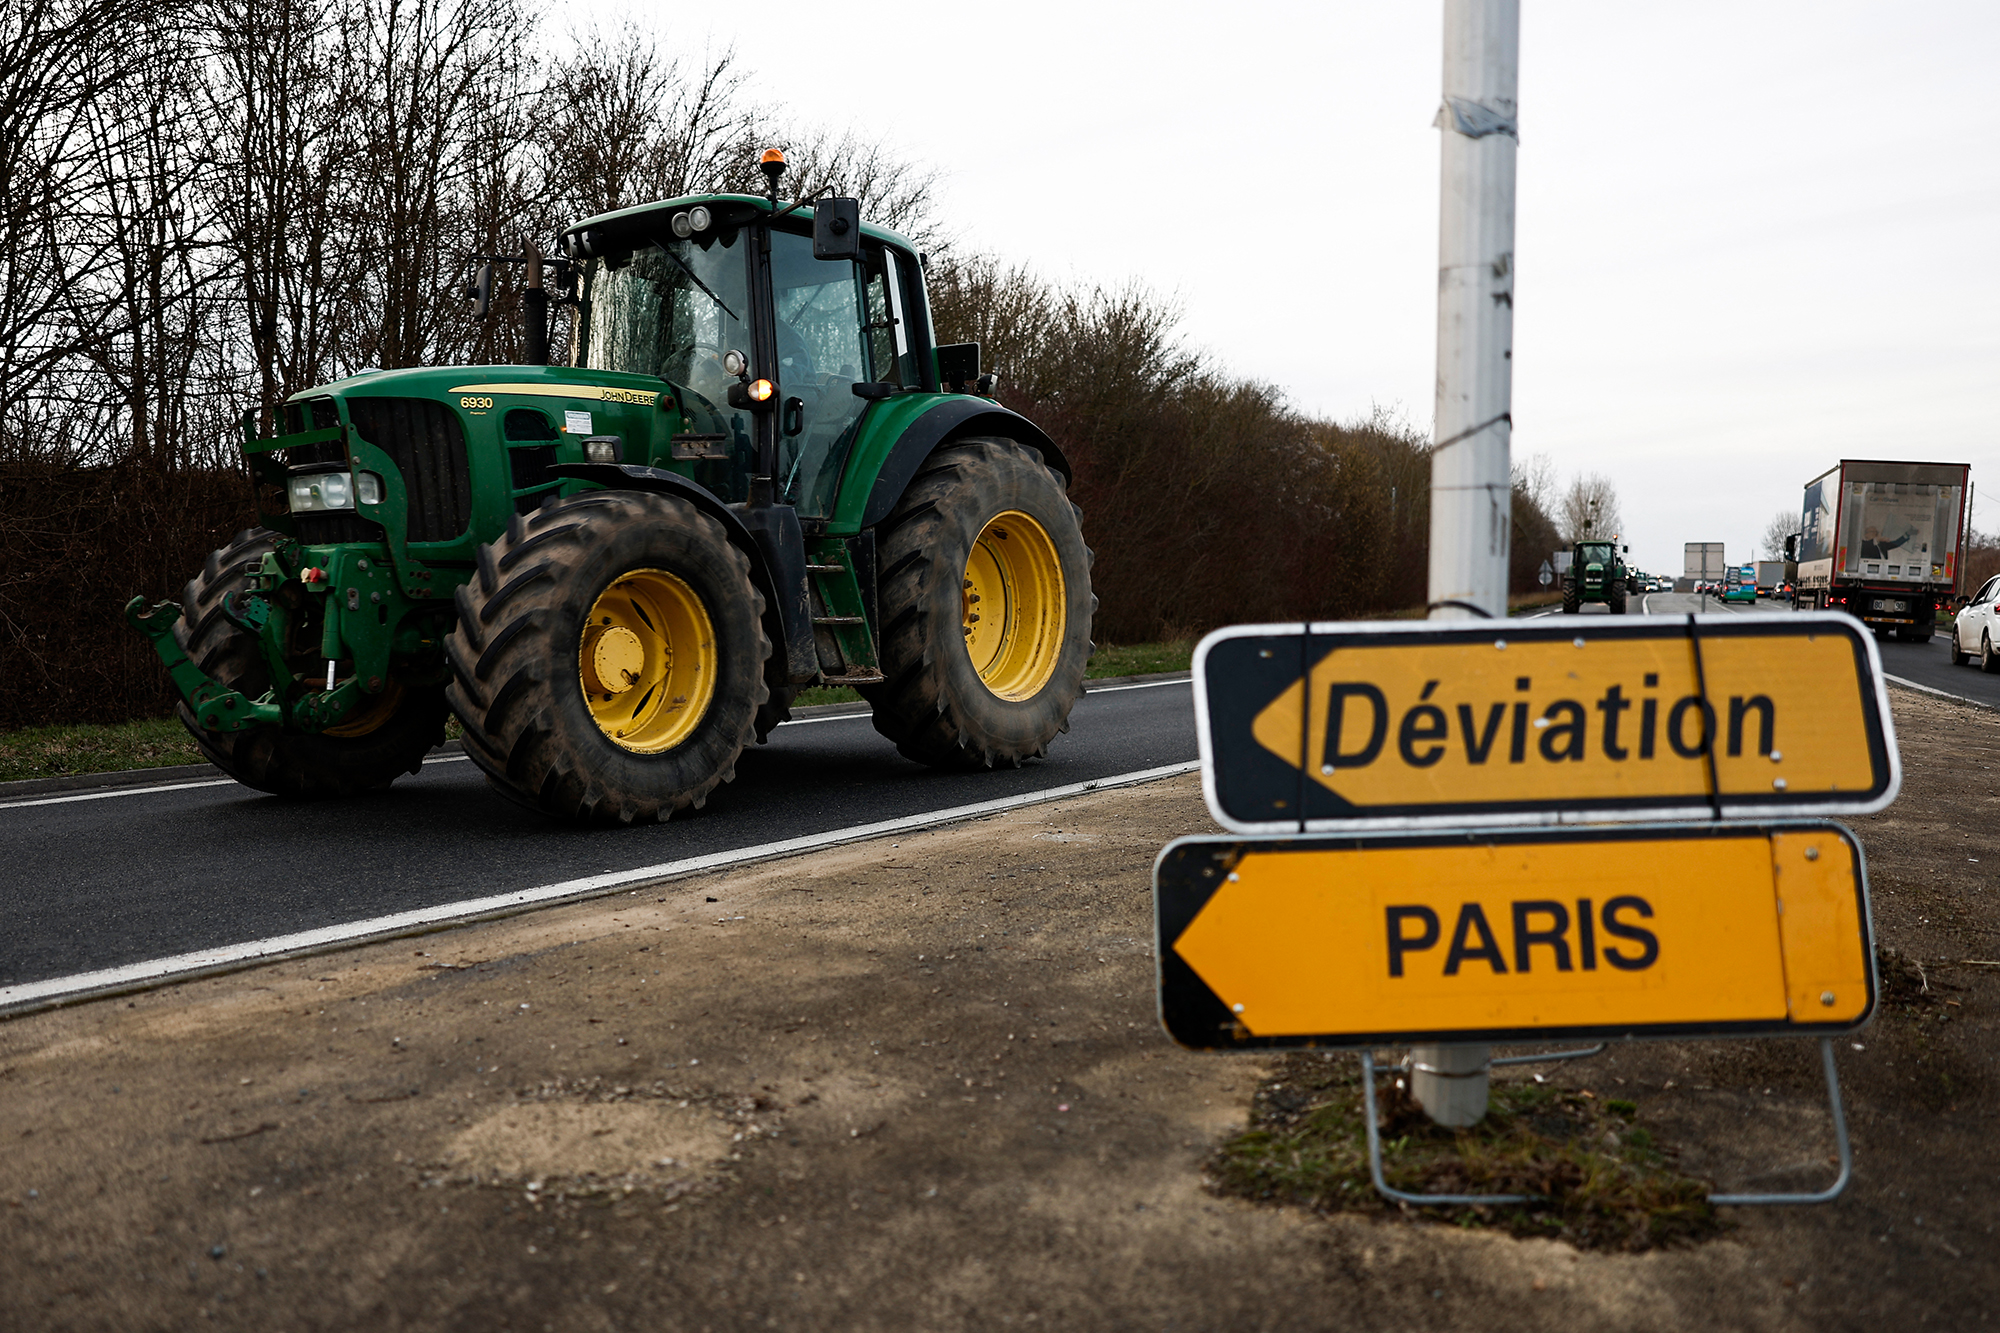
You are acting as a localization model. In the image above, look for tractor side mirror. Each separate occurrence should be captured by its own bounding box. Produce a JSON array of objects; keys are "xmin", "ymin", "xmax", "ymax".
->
[
  {"xmin": 1622, "ymin": 545, "xmax": 1629, "ymax": 554},
  {"xmin": 467, "ymin": 260, "xmax": 495, "ymax": 318},
  {"xmin": 812, "ymin": 198, "xmax": 862, "ymax": 261}
]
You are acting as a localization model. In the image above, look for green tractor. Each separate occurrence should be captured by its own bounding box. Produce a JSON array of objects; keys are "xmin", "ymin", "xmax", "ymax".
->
[
  {"xmin": 1560, "ymin": 538, "xmax": 1629, "ymax": 615},
  {"xmin": 126, "ymin": 152, "xmax": 1094, "ymax": 823}
]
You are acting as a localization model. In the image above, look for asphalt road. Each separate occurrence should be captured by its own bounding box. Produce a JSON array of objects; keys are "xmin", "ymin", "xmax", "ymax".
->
[
  {"xmin": 1626, "ymin": 589, "xmax": 2000, "ymax": 707},
  {"xmin": 14, "ymin": 594, "xmax": 1994, "ymax": 1000},
  {"xmin": 0, "ymin": 680, "xmax": 1197, "ymax": 991}
]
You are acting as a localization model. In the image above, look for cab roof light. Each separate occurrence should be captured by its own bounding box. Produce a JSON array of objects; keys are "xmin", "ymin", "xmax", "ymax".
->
[{"xmin": 760, "ymin": 148, "xmax": 787, "ymax": 206}]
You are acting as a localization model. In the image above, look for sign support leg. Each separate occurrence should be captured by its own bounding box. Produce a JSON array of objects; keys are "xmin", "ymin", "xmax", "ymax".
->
[{"xmin": 1415, "ymin": 0, "xmax": 1520, "ymax": 1127}]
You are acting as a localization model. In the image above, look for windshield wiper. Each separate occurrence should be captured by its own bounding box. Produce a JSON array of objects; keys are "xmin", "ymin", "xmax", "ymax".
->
[{"xmin": 651, "ymin": 236, "xmax": 739, "ymax": 324}]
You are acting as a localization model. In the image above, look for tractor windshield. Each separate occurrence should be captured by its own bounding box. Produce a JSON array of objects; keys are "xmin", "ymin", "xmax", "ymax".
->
[
  {"xmin": 571, "ymin": 231, "xmax": 752, "ymax": 411},
  {"xmin": 1579, "ymin": 542, "xmax": 1614, "ymax": 567}
]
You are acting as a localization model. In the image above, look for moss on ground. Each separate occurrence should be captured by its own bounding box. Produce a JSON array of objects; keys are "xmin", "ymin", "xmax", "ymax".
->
[{"xmin": 1211, "ymin": 1051, "xmax": 1729, "ymax": 1252}]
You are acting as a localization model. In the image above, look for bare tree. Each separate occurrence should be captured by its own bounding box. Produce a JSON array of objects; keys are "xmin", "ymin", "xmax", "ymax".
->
[
  {"xmin": 0, "ymin": 0, "xmax": 155, "ymax": 461},
  {"xmin": 1510, "ymin": 450, "xmax": 1555, "ymax": 516},
  {"xmin": 339, "ymin": 0, "xmax": 537, "ymax": 371},
  {"xmin": 1559, "ymin": 472, "xmax": 1623, "ymax": 543},
  {"xmin": 205, "ymin": 0, "xmax": 364, "ymax": 427},
  {"xmin": 1760, "ymin": 508, "xmax": 1800, "ymax": 559},
  {"xmin": 539, "ymin": 31, "xmax": 756, "ymax": 222}
]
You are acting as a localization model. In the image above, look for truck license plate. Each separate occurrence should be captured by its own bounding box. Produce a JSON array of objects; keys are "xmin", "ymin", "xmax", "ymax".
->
[{"xmin": 1871, "ymin": 599, "xmax": 1905, "ymax": 612}]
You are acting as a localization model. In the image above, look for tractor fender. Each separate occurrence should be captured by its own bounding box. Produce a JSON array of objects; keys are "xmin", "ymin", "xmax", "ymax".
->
[
  {"xmin": 860, "ymin": 401, "xmax": 1071, "ymax": 529},
  {"xmin": 550, "ymin": 463, "xmax": 816, "ymax": 685}
]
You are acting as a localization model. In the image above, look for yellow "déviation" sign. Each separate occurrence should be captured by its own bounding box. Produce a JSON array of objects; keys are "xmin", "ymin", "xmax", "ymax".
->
[
  {"xmin": 1195, "ymin": 614, "xmax": 1897, "ymax": 831},
  {"xmin": 1154, "ymin": 823, "xmax": 1875, "ymax": 1050}
]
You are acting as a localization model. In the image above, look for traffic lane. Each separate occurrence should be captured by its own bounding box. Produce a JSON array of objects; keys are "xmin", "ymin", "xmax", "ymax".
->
[
  {"xmin": 1639, "ymin": 591, "xmax": 2000, "ymax": 707},
  {"xmin": 0, "ymin": 680, "xmax": 1198, "ymax": 988},
  {"xmin": 1875, "ymin": 629, "xmax": 2000, "ymax": 708}
]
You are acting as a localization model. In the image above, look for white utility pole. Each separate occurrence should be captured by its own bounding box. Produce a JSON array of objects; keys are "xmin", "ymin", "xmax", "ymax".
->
[{"xmin": 1413, "ymin": 0, "xmax": 1520, "ymax": 1127}]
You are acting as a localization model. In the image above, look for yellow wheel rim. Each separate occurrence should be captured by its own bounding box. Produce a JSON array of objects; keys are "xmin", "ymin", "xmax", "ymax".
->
[
  {"xmin": 961, "ymin": 510, "xmax": 1066, "ymax": 702},
  {"xmin": 323, "ymin": 676, "xmax": 406, "ymax": 738},
  {"xmin": 581, "ymin": 569, "xmax": 717, "ymax": 753}
]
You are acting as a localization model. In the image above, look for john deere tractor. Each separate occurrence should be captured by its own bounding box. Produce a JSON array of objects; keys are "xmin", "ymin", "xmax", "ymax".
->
[
  {"xmin": 126, "ymin": 152, "xmax": 1094, "ymax": 822},
  {"xmin": 1560, "ymin": 538, "xmax": 1629, "ymax": 614}
]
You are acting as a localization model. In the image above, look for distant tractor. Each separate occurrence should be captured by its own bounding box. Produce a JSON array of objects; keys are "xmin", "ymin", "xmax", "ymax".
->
[
  {"xmin": 1561, "ymin": 539, "xmax": 1630, "ymax": 614},
  {"xmin": 127, "ymin": 151, "xmax": 1095, "ymax": 822}
]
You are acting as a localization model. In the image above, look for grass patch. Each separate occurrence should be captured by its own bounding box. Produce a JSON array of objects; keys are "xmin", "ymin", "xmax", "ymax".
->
[
  {"xmin": 789, "ymin": 640, "xmax": 1193, "ymax": 711},
  {"xmin": 1211, "ymin": 1052, "xmax": 1728, "ymax": 1252},
  {"xmin": 1087, "ymin": 640, "xmax": 1193, "ymax": 678},
  {"xmin": 1362, "ymin": 596, "xmax": 1566, "ymax": 621},
  {"xmin": 0, "ymin": 716, "xmax": 207, "ymax": 784}
]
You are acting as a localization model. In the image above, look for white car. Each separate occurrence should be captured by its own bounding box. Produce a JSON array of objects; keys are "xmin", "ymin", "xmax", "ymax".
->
[{"xmin": 1950, "ymin": 576, "xmax": 2000, "ymax": 670}]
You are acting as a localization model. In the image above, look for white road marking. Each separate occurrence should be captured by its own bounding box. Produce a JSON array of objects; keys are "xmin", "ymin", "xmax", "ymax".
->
[
  {"xmin": 764, "ymin": 676, "xmax": 1200, "ymax": 730},
  {"xmin": 0, "ymin": 755, "xmax": 473, "ymax": 811},
  {"xmin": 0, "ymin": 760, "xmax": 1202, "ymax": 1013},
  {"xmin": 0, "ymin": 778, "xmax": 239, "ymax": 810},
  {"xmin": 1882, "ymin": 673, "xmax": 1996, "ymax": 711},
  {"xmin": 774, "ymin": 710, "xmax": 871, "ymax": 727}
]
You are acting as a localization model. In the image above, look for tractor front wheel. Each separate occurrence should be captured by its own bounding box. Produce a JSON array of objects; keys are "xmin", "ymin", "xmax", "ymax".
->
[
  {"xmin": 863, "ymin": 437, "xmax": 1093, "ymax": 769},
  {"xmin": 1561, "ymin": 578, "xmax": 1579, "ymax": 614},
  {"xmin": 1608, "ymin": 580, "xmax": 1628, "ymax": 615},
  {"xmin": 446, "ymin": 491, "xmax": 769, "ymax": 823},
  {"xmin": 173, "ymin": 528, "xmax": 448, "ymax": 796}
]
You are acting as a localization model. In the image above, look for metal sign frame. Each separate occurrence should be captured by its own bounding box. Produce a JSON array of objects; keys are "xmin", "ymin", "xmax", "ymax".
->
[
  {"xmin": 1155, "ymin": 821, "xmax": 1879, "ymax": 1051},
  {"xmin": 1193, "ymin": 611, "xmax": 1900, "ymax": 834}
]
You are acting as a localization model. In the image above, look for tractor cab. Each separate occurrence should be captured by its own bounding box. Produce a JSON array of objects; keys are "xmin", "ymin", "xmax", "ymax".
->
[
  {"xmin": 562, "ymin": 191, "xmax": 935, "ymax": 519},
  {"xmin": 1576, "ymin": 541, "xmax": 1615, "ymax": 590}
]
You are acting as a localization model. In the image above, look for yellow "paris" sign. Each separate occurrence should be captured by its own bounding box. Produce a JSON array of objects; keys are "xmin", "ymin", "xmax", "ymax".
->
[
  {"xmin": 1154, "ymin": 823, "xmax": 1876, "ymax": 1049},
  {"xmin": 1194, "ymin": 614, "xmax": 1897, "ymax": 831}
]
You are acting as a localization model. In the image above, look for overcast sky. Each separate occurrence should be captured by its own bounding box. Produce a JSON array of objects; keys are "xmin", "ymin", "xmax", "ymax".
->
[{"xmin": 592, "ymin": 1, "xmax": 1998, "ymax": 577}]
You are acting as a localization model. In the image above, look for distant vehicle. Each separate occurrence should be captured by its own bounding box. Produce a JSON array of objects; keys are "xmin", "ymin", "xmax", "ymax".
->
[
  {"xmin": 1754, "ymin": 560, "xmax": 1786, "ymax": 596},
  {"xmin": 1950, "ymin": 574, "xmax": 2000, "ymax": 669},
  {"xmin": 1721, "ymin": 574, "xmax": 1758, "ymax": 605},
  {"xmin": 1562, "ymin": 538, "xmax": 1630, "ymax": 615},
  {"xmin": 1792, "ymin": 459, "xmax": 1970, "ymax": 641}
]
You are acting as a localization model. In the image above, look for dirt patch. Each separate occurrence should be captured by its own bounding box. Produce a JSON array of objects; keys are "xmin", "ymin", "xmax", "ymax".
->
[
  {"xmin": 445, "ymin": 1096, "xmax": 734, "ymax": 1180},
  {"xmin": 0, "ymin": 685, "xmax": 1997, "ymax": 1330}
]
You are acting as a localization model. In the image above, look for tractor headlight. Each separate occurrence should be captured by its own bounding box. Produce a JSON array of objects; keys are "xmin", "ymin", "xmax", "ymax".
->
[
  {"xmin": 289, "ymin": 471, "xmax": 357, "ymax": 512},
  {"xmin": 356, "ymin": 472, "xmax": 382, "ymax": 505},
  {"xmin": 671, "ymin": 211, "xmax": 693, "ymax": 239},
  {"xmin": 688, "ymin": 205, "xmax": 711, "ymax": 232}
]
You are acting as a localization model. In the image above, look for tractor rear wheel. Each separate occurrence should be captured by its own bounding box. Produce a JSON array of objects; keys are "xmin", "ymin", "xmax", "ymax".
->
[
  {"xmin": 863, "ymin": 437, "xmax": 1093, "ymax": 769},
  {"xmin": 173, "ymin": 528, "xmax": 448, "ymax": 796},
  {"xmin": 1608, "ymin": 580, "xmax": 1628, "ymax": 615},
  {"xmin": 446, "ymin": 491, "xmax": 769, "ymax": 823},
  {"xmin": 1561, "ymin": 578, "xmax": 1579, "ymax": 614}
]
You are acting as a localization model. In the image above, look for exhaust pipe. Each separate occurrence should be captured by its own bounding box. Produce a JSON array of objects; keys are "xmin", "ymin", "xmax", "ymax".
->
[{"xmin": 523, "ymin": 240, "xmax": 548, "ymax": 365}]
